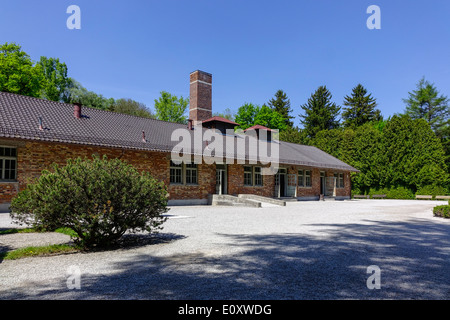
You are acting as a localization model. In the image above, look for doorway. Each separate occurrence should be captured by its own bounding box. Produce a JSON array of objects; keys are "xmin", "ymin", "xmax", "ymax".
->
[
  {"xmin": 320, "ymin": 171, "xmax": 326, "ymax": 195},
  {"xmin": 275, "ymin": 168, "xmax": 287, "ymax": 198},
  {"xmin": 216, "ymin": 164, "xmax": 227, "ymax": 195}
]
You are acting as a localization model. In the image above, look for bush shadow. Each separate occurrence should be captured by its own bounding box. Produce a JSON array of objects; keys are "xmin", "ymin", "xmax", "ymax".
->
[{"xmin": 1, "ymin": 218, "xmax": 450, "ymax": 300}]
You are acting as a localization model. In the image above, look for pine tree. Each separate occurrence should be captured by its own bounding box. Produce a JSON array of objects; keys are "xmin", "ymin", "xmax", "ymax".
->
[
  {"xmin": 299, "ymin": 86, "xmax": 341, "ymax": 139},
  {"xmin": 342, "ymin": 84, "xmax": 382, "ymax": 128},
  {"xmin": 267, "ymin": 90, "xmax": 294, "ymax": 128},
  {"xmin": 403, "ymin": 77, "xmax": 449, "ymax": 134}
]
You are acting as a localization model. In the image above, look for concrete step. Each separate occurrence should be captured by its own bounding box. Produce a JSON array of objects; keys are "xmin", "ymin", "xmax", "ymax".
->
[
  {"xmin": 238, "ymin": 194, "xmax": 287, "ymax": 206},
  {"xmin": 209, "ymin": 194, "xmax": 261, "ymax": 207}
]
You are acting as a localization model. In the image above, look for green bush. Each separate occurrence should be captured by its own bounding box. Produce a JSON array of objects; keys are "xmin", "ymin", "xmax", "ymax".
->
[
  {"xmin": 367, "ymin": 187, "xmax": 414, "ymax": 199},
  {"xmin": 433, "ymin": 205, "xmax": 450, "ymax": 218},
  {"xmin": 386, "ymin": 187, "xmax": 415, "ymax": 199},
  {"xmin": 416, "ymin": 185, "xmax": 450, "ymax": 197},
  {"xmin": 10, "ymin": 156, "xmax": 169, "ymax": 249}
]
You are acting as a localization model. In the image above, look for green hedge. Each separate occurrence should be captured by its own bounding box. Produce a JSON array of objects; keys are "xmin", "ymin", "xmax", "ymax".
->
[
  {"xmin": 365, "ymin": 187, "xmax": 414, "ymax": 199},
  {"xmin": 416, "ymin": 185, "xmax": 450, "ymax": 197},
  {"xmin": 433, "ymin": 205, "xmax": 450, "ymax": 218}
]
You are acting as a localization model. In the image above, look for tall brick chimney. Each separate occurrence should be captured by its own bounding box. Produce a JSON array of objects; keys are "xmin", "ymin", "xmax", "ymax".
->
[{"xmin": 189, "ymin": 70, "xmax": 212, "ymax": 124}]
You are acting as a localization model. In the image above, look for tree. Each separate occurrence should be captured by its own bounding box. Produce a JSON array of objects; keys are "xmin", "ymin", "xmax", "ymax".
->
[
  {"xmin": 403, "ymin": 77, "xmax": 449, "ymax": 134},
  {"xmin": 112, "ymin": 98, "xmax": 155, "ymax": 119},
  {"xmin": 382, "ymin": 115, "xmax": 447, "ymax": 191},
  {"xmin": 254, "ymin": 104, "xmax": 288, "ymax": 131},
  {"xmin": 154, "ymin": 91, "xmax": 189, "ymax": 124},
  {"xmin": 299, "ymin": 86, "xmax": 341, "ymax": 139},
  {"xmin": 213, "ymin": 108, "xmax": 235, "ymax": 121},
  {"xmin": 234, "ymin": 103, "xmax": 259, "ymax": 130},
  {"xmin": 267, "ymin": 90, "xmax": 294, "ymax": 128},
  {"xmin": 0, "ymin": 42, "xmax": 44, "ymax": 97},
  {"xmin": 37, "ymin": 57, "xmax": 73, "ymax": 103},
  {"xmin": 279, "ymin": 127, "xmax": 310, "ymax": 145},
  {"xmin": 67, "ymin": 80, "xmax": 115, "ymax": 110},
  {"xmin": 10, "ymin": 156, "xmax": 169, "ymax": 249},
  {"xmin": 234, "ymin": 103, "xmax": 287, "ymax": 131},
  {"xmin": 342, "ymin": 84, "xmax": 382, "ymax": 128}
]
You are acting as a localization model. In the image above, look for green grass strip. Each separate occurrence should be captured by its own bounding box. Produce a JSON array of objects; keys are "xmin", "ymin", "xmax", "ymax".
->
[
  {"xmin": 1, "ymin": 244, "xmax": 78, "ymax": 260},
  {"xmin": 0, "ymin": 228, "xmax": 37, "ymax": 235}
]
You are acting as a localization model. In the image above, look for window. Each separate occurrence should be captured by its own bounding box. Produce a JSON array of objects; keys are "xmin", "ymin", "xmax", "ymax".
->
[
  {"xmin": 298, "ymin": 169, "xmax": 311, "ymax": 188},
  {"xmin": 334, "ymin": 173, "xmax": 345, "ymax": 188},
  {"xmin": 244, "ymin": 166, "xmax": 252, "ymax": 186},
  {"xmin": 170, "ymin": 161, "xmax": 182, "ymax": 184},
  {"xmin": 185, "ymin": 163, "xmax": 198, "ymax": 185},
  {"xmin": 0, "ymin": 147, "xmax": 17, "ymax": 181},
  {"xmin": 170, "ymin": 161, "xmax": 198, "ymax": 185},
  {"xmin": 298, "ymin": 170, "xmax": 304, "ymax": 187},
  {"xmin": 254, "ymin": 167, "xmax": 263, "ymax": 186},
  {"xmin": 243, "ymin": 166, "xmax": 263, "ymax": 187},
  {"xmin": 305, "ymin": 170, "xmax": 311, "ymax": 187}
]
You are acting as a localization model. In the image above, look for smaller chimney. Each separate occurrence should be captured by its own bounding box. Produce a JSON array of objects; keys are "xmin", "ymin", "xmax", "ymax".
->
[
  {"xmin": 73, "ymin": 103, "xmax": 82, "ymax": 119},
  {"xmin": 38, "ymin": 117, "xmax": 43, "ymax": 131},
  {"xmin": 142, "ymin": 131, "xmax": 146, "ymax": 143}
]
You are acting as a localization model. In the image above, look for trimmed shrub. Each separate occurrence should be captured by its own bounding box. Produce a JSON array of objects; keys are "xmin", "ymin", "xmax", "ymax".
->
[
  {"xmin": 367, "ymin": 187, "xmax": 414, "ymax": 199},
  {"xmin": 416, "ymin": 185, "xmax": 450, "ymax": 198},
  {"xmin": 386, "ymin": 187, "xmax": 415, "ymax": 199},
  {"xmin": 433, "ymin": 205, "xmax": 450, "ymax": 219},
  {"xmin": 10, "ymin": 156, "xmax": 169, "ymax": 249}
]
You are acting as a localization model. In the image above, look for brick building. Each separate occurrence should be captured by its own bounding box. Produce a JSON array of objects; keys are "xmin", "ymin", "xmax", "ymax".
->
[{"xmin": 0, "ymin": 70, "xmax": 358, "ymax": 210}]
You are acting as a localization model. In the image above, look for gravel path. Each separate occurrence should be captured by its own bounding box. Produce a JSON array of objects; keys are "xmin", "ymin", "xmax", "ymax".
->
[{"xmin": 1, "ymin": 199, "xmax": 450, "ymax": 300}]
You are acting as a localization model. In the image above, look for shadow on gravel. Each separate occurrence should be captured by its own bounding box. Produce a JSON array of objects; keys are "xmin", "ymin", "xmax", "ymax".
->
[{"xmin": 2, "ymin": 218, "xmax": 450, "ymax": 300}]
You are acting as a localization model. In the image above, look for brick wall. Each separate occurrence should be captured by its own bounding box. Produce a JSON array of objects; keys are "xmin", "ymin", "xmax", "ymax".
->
[
  {"xmin": 0, "ymin": 139, "xmax": 352, "ymax": 206},
  {"xmin": 0, "ymin": 140, "xmax": 217, "ymax": 205}
]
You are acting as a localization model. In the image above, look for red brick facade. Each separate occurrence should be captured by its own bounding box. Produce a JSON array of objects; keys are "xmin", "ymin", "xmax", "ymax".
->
[{"xmin": 0, "ymin": 140, "xmax": 352, "ymax": 208}]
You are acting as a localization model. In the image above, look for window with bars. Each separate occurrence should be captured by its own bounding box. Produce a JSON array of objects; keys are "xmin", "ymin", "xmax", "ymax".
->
[{"xmin": 0, "ymin": 147, "xmax": 17, "ymax": 181}]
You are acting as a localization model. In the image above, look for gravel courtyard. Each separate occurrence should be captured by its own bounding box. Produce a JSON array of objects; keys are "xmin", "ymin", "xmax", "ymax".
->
[{"xmin": 1, "ymin": 199, "xmax": 449, "ymax": 300}]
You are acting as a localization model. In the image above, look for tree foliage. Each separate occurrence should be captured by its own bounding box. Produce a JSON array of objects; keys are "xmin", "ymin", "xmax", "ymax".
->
[
  {"xmin": 0, "ymin": 42, "xmax": 45, "ymax": 97},
  {"xmin": 67, "ymin": 80, "xmax": 115, "ymax": 110},
  {"xmin": 37, "ymin": 56, "xmax": 73, "ymax": 103},
  {"xmin": 235, "ymin": 103, "xmax": 287, "ymax": 131},
  {"xmin": 10, "ymin": 156, "xmax": 169, "ymax": 249},
  {"xmin": 154, "ymin": 91, "xmax": 189, "ymax": 124},
  {"xmin": 112, "ymin": 98, "xmax": 155, "ymax": 119},
  {"xmin": 404, "ymin": 77, "xmax": 449, "ymax": 134},
  {"xmin": 267, "ymin": 90, "xmax": 294, "ymax": 128},
  {"xmin": 342, "ymin": 84, "xmax": 382, "ymax": 128},
  {"xmin": 299, "ymin": 86, "xmax": 341, "ymax": 139}
]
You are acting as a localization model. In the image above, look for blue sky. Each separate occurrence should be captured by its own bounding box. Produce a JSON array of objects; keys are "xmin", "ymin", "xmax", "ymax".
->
[{"xmin": 1, "ymin": 0, "xmax": 449, "ymax": 127}]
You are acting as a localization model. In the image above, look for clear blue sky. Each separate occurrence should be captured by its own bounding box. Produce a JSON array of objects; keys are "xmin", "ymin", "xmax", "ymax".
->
[{"xmin": 1, "ymin": 0, "xmax": 449, "ymax": 127}]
